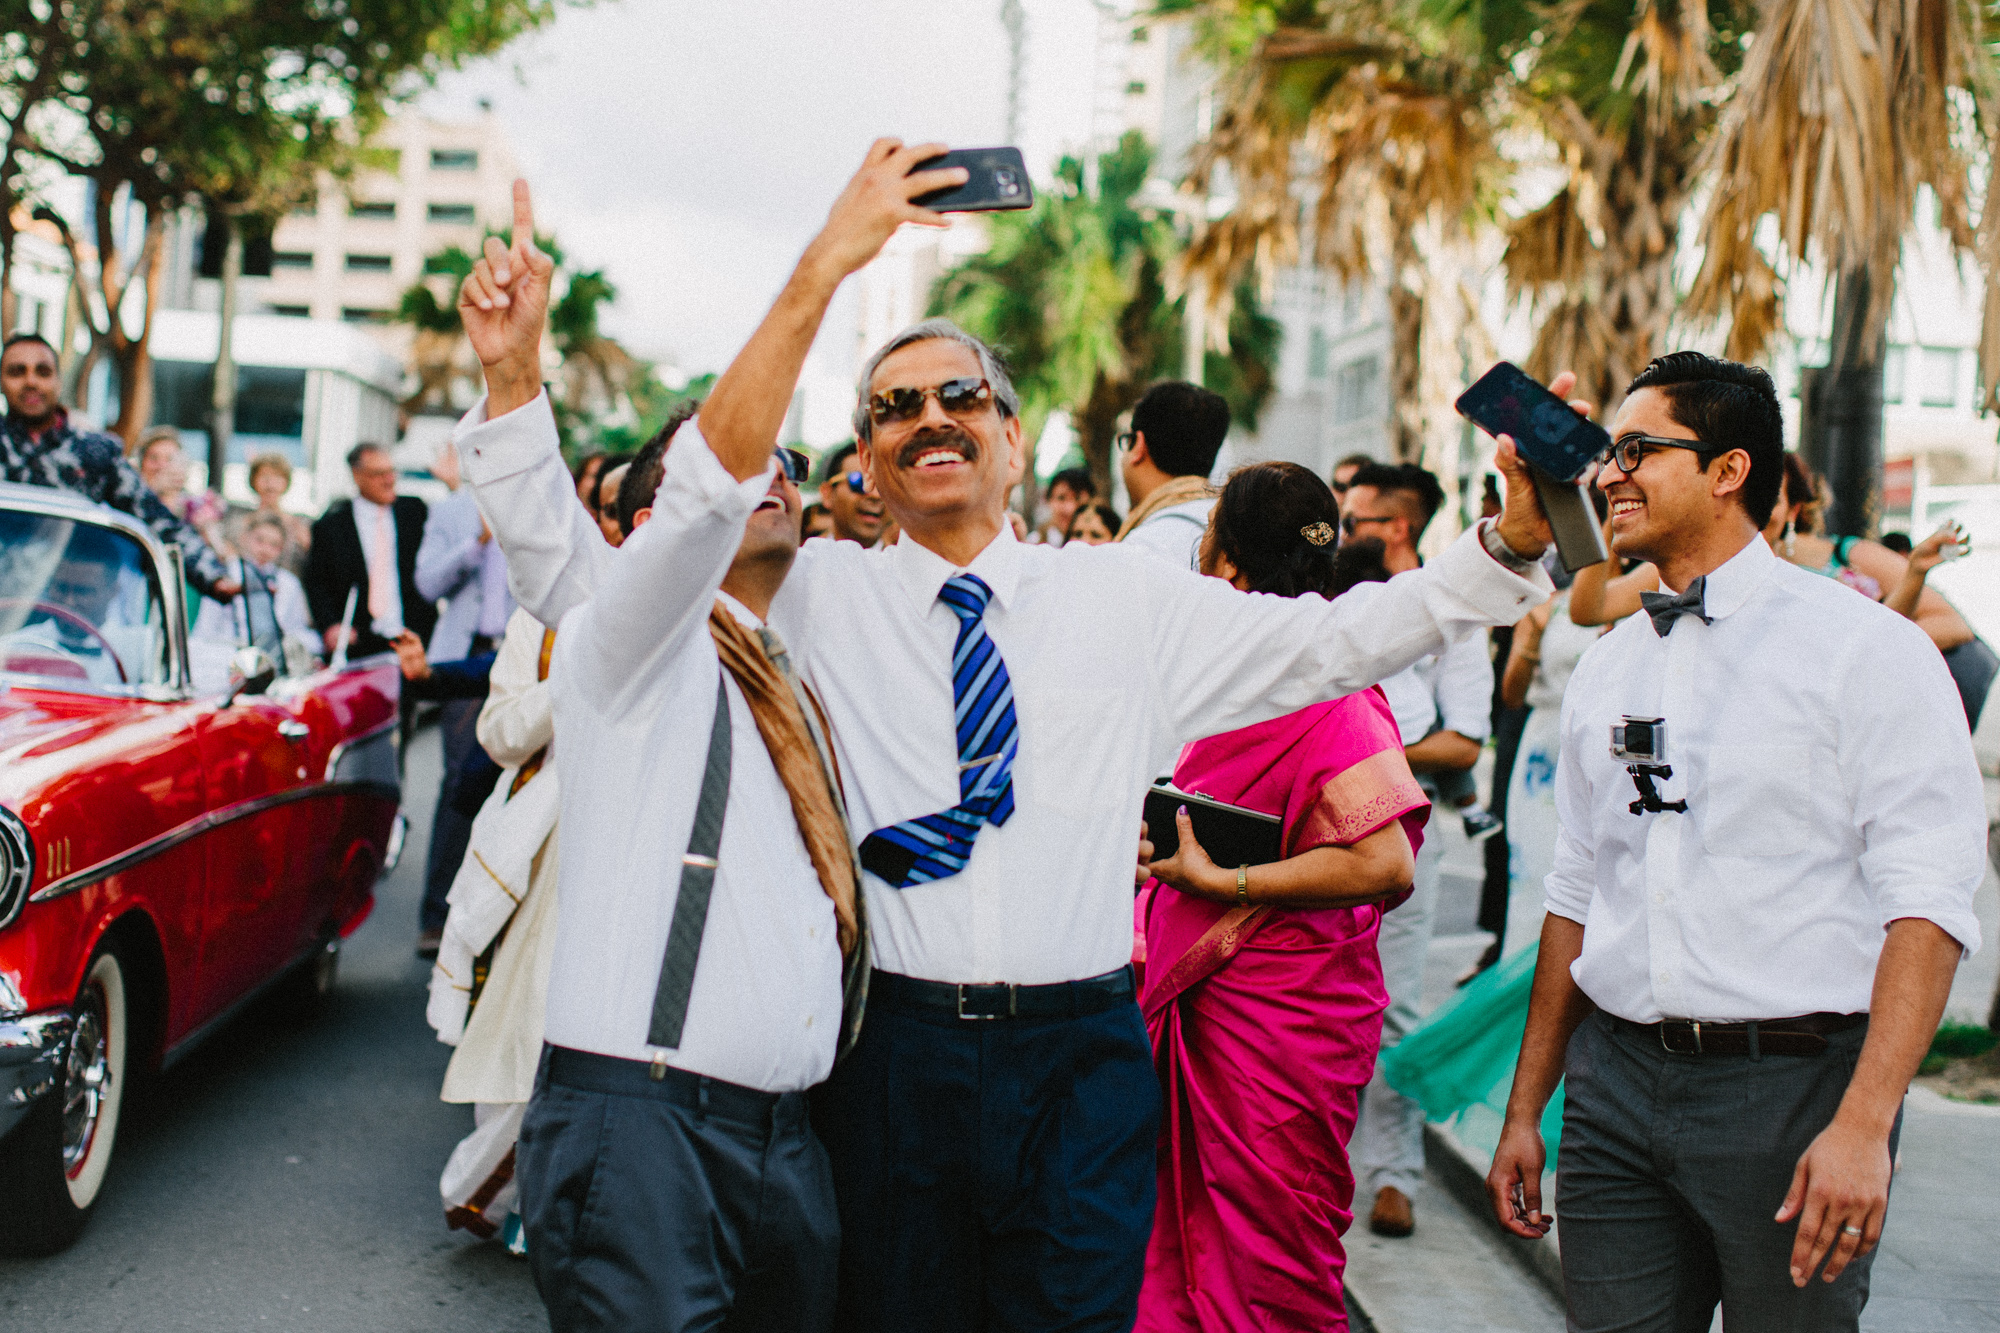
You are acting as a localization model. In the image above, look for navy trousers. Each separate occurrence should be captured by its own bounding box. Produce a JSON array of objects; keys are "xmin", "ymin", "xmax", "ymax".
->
[
  {"xmin": 517, "ymin": 1046, "xmax": 839, "ymax": 1333},
  {"xmin": 811, "ymin": 987, "xmax": 1162, "ymax": 1333}
]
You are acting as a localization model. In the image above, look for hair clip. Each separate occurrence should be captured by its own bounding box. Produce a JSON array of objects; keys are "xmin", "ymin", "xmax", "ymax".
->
[{"xmin": 1300, "ymin": 521, "xmax": 1336, "ymax": 547}]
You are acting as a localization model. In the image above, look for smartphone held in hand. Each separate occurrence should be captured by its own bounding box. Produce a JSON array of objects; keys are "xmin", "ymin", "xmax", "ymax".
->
[
  {"xmin": 1457, "ymin": 362, "xmax": 1610, "ymax": 572},
  {"xmin": 910, "ymin": 147, "xmax": 1035, "ymax": 213}
]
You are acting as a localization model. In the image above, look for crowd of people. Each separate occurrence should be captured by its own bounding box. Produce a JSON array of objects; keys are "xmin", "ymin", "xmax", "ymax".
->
[{"xmin": 0, "ymin": 135, "xmax": 1990, "ymax": 1333}]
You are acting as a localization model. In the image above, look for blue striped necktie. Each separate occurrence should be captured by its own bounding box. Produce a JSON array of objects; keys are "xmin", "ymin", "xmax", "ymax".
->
[{"xmin": 859, "ymin": 573, "xmax": 1017, "ymax": 887}]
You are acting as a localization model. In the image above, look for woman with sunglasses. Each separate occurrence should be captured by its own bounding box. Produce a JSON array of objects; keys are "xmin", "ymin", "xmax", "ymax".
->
[
  {"xmin": 1571, "ymin": 444, "xmax": 1993, "ymax": 726},
  {"xmin": 1135, "ymin": 461, "xmax": 1430, "ymax": 1333}
]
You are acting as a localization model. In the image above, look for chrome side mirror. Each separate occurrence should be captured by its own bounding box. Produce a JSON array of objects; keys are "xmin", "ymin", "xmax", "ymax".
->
[{"xmin": 221, "ymin": 646, "xmax": 277, "ymax": 706}]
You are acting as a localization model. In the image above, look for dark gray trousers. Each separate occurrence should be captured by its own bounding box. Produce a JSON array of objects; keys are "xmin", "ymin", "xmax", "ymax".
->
[
  {"xmin": 1557, "ymin": 1010, "xmax": 1898, "ymax": 1333},
  {"xmin": 517, "ymin": 1046, "xmax": 838, "ymax": 1333}
]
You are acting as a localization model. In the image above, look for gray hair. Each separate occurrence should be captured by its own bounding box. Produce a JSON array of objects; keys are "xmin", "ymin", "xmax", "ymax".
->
[{"xmin": 852, "ymin": 318, "xmax": 1020, "ymax": 440}]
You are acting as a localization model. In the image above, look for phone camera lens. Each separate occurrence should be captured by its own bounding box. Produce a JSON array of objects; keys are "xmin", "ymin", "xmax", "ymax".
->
[{"xmin": 995, "ymin": 169, "xmax": 1021, "ymax": 196}]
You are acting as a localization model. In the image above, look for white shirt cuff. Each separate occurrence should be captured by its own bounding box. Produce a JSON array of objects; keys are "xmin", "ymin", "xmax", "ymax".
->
[
  {"xmin": 456, "ymin": 390, "xmax": 558, "ymax": 486},
  {"xmin": 663, "ymin": 417, "xmax": 780, "ymax": 512}
]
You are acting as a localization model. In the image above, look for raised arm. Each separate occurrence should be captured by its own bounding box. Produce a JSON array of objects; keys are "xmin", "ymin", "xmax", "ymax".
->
[
  {"xmin": 477, "ymin": 609, "xmax": 554, "ymax": 769},
  {"xmin": 1153, "ymin": 522, "xmax": 1552, "ymax": 745},
  {"xmin": 1568, "ymin": 515, "xmax": 1657, "ymax": 627},
  {"xmin": 697, "ymin": 139, "xmax": 967, "ymax": 481}
]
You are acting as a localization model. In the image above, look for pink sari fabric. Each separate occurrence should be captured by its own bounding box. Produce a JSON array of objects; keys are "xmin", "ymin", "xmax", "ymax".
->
[{"xmin": 1135, "ymin": 688, "xmax": 1427, "ymax": 1333}]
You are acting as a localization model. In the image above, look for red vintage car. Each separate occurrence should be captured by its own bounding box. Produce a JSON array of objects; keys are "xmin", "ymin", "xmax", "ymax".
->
[{"xmin": 0, "ymin": 482, "xmax": 401, "ymax": 1254}]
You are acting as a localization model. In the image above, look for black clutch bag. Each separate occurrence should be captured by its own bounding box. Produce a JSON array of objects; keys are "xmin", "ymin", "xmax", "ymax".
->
[{"xmin": 1143, "ymin": 782, "xmax": 1283, "ymax": 870}]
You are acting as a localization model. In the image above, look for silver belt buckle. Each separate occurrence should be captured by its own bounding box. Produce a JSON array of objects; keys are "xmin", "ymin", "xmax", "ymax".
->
[
  {"xmin": 956, "ymin": 983, "xmax": 1016, "ymax": 1020},
  {"xmin": 1660, "ymin": 1019, "xmax": 1702, "ymax": 1055}
]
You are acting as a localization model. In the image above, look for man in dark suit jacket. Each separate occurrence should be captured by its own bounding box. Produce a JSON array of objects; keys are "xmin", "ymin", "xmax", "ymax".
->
[{"xmin": 305, "ymin": 443, "xmax": 435, "ymax": 659}]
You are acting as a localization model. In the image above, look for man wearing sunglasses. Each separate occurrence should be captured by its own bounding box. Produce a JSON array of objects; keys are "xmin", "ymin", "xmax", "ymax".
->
[
  {"xmin": 1485, "ymin": 353, "xmax": 1983, "ymax": 1332},
  {"xmin": 446, "ymin": 333, "xmax": 864, "ymax": 1323},
  {"xmin": 813, "ymin": 441, "xmax": 885, "ymax": 547},
  {"xmin": 454, "ymin": 142, "xmax": 1557, "ymax": 1333}
]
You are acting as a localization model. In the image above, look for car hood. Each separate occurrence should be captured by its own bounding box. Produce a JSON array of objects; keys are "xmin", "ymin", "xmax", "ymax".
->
[{"xmin": 0, "ymin": 685, "xmax": 190, "ymax": 809}]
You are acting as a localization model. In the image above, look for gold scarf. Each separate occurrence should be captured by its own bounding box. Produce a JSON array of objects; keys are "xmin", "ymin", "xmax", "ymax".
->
[
  {"xmin": 707, "ymin": 604, "xmax": 861, "ymax": 957},
  {"xmin": 1116, "ymin": 474, "xmax": 1215, "ymax": 541}
]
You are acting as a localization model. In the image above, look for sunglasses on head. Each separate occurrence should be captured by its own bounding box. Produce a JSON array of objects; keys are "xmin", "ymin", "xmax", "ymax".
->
[
  {"xmin": 868, "ymin": 377, "xmax": 993, "ymax": 427},
  {"xmin": 775, "ymin": 446, "xmax": 811, "ymax": 484}
]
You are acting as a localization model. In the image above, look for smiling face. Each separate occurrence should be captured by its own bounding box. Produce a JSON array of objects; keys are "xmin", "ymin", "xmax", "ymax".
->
[
  {"xmin": 242, "ymin": 522, "xmax": 284, "ymax": 570},
  {"xmin": 1599, "ymin": 386, "xmax": 1749, "ymax": 567},
  {"xmin": 1045, "ymin": 480, "xmax": 1085, "ymax": 535},
  {"xmin": 1, "ymin": 339, "xmax": 60, "ymax": 424},
  {"xmin": 251, "ymin": 462, "xmax": 290, "ymax": 508},
  {"xmin": 139, "ymin": 438, "xmax": 188, "ymax": 495},
  {"xmin": 740, "ymin": 470, "xmax": 804, "ymax": 565},
  {"xmin": 857, "ymin": 338, "xmax": 1022, "ymax": 539},
  {"xmin": 821, "ymin": 449, "xmax": 885, "ymax": 546}
]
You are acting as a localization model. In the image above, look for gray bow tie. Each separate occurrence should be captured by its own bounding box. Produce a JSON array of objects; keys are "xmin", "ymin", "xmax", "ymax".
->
[{"xmin": 1639, "ymin": 576, "xmax": 1711, "ymax": 637}]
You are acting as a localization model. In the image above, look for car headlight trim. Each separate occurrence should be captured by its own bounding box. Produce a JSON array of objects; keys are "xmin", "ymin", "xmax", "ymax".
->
[{"xmin": 0, "ymin": 807, "xmax": 32, "ymax": 931}]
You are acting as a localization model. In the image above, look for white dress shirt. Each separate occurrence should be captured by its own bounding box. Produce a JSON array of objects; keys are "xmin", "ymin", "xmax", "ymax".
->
[
  {"xmin": 519, "ymin": 437, "xmax": 840, "ymax": 1091},
  {"xmin": 1356, "ymin": 580, "xmax": 1496, "ymax": 748},
  {"xmin": 351, "ymin": 495, "xmax": 404, "ymax": 637},
  {"xmin": 459, "ymin": 392, "xmax": 1549, "ymax": 988},
  {"xmin": 476, "ymin": 606, "xmax": 554, "ymax": 769},
  {"xmin": 1122, "ymin": 497, "xmax": 1215, "ymax": 570},
  {"xmin": 1546, "ymin": 534, "xmax": 1986, "ymax": 1024}
]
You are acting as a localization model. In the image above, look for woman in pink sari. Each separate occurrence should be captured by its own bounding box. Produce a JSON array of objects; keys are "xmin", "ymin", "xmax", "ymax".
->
[{"xmin": 1136, "ymin": 462, "xmax": 1429, "ymax": 1332}]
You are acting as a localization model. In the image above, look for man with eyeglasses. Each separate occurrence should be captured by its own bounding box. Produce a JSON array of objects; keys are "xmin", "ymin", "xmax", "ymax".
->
[
  {"xmin": 1330, "ymin": 451, "xmax": 1375, "ymax": 499},
  {"xmin": 813, "ymin": 440, "xmax": 885, "ymax": 547},
  {"xmin": 1485, "ymin": 353, "xmax": 1983, "ymax": 1332},
  {"xmin": 1338, "ymin": 460, "xmax": 1499, "ymax": 1239},
  {"xmin": 454, "ymin": 143, "xmax": 1557, "ymax": 1333}
]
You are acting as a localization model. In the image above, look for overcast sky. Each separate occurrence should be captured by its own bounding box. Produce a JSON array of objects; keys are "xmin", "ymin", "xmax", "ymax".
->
[{"xmin": 423, "ymin": 0, "xmax": 1109, "ymax": 374}]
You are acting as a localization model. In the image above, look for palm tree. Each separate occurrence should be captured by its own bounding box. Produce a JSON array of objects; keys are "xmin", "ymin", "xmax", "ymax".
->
[
  {"xmin": 931, "ymin": 131, "xmax": 1279, "ymax": 497},
  {"xmin": 1171, "ymin": 0, "xmax": 1740, "ymax": 463},
  {"xmin": 1683, "ymin": 0, "xmax": 1999, "ymax": 535}
]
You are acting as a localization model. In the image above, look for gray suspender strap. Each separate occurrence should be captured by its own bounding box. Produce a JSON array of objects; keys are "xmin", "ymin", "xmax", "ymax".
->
[{"xmin": 647, "ymin": 675, "xmax": 732, "ymax": 1050}]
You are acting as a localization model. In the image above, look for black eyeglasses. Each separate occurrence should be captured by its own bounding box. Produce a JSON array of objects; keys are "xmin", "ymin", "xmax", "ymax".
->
[
  {"xmin": 1340, "ymin": 514, "xmax": 1395, "ymax": 536},
  {"xmin": 868, "ymin": 377, "xmax": 993, "ymax": 427},
  {"xmin": 1604, "ymin": 433, "xmax": 1707, "ymax": 474},
  {"xmin": 775, "ymin": 447, "xmax": 811, "ymax": 483}
]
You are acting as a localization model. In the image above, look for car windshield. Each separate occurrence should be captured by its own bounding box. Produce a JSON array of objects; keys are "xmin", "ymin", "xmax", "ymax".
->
[{"xmin": 0, "ymin": 510, "xmax": 170, "ymax": 689}]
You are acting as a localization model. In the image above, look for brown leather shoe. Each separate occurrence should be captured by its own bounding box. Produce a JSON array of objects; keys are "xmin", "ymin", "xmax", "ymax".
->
[{"xmin": 1369, "ymin": 1185, "xmax": 1415, "ymax": 1237}]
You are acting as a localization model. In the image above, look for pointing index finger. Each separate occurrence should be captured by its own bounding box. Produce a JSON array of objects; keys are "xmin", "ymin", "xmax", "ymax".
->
[{"xmin": 511, "ymin": 178, "xmax": 535, "ymax": 253}]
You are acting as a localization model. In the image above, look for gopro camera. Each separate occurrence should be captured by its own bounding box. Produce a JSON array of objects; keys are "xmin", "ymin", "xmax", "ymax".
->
[{"xmin": 1610, "ymin": 717, "xmax": 1666, "ymax": 765}]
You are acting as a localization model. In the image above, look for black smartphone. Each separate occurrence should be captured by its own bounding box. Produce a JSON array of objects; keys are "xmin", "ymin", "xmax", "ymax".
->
[
  {"xmin": 1455, "ymin": 361, "xmax": 1610, "ymax": 573},
  {"xmin": 910, "ymin": 147, "xmax": 1035, "ymax": 213},
  {"xmin": 1142, "ymin": 782, "xmax": 1282, "ymax": 871},
  {"xmin": 1455, "ymin": 361, "xmax": 1610, "ymax": 482}
]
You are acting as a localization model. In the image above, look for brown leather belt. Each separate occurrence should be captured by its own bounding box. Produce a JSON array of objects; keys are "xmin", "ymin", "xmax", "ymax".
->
[{"xmin": 1614, "ymin": 1011, "xmax": 1868, "ymax": 1058}]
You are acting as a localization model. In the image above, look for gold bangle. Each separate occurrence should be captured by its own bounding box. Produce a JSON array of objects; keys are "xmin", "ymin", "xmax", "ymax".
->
[{"xmin": 1236, "ymin": 865, "xmax": 1250, "ymax": 905}]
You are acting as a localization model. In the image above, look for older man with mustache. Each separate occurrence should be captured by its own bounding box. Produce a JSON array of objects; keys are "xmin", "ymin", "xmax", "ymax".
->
[{"xmin": 455, "ymin": 143, "xmax": 1557, "ymax": 1333}]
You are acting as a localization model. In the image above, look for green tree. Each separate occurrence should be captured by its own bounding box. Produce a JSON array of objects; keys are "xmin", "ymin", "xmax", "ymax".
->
[
  {"xmin": 0, "ymin": 0, "xmax": 564, "ymax": 446},
  {"xmin": 396, "ymin": 231, "xmax": 675, "ymax": 458},
  {"xmin": 1683, "ymin": 0, "xmax": 2000, "ymax": 535},
  {"xmin": 930, "ymin": 132, "xmax": 1279, "ymax": 498},
  {"xmin": 1169, "ymin": 0, "xmax": 1738, "ymax": 475}
]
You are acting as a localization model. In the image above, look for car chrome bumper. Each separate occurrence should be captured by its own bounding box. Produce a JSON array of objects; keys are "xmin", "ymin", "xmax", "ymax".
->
[{"xmin": 0, "ymin": 1011, "xmax": 73, "ymax": 1141}]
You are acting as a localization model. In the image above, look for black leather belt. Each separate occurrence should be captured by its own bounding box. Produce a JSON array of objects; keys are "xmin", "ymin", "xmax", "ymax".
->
[
  {"xmin": 541, "ymin": 1044, "xmax": 807, "ymax": 1128},
  {"xmin": 871, "ymin": 966, "xmax": 1136, "ymax": 1021},
  {"xmin": 1614, "ymin": 1011, "xmax": 1868, "ymax": 1058}
]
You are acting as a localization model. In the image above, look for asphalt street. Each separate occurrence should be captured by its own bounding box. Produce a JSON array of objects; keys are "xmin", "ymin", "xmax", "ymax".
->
[{"xmin": 0, "ymin": 723, "xmax": 543, "ymax": 1332}]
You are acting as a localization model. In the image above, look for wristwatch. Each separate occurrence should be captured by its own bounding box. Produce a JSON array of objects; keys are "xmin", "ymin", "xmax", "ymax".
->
[{"xmin": 1480, "ymin": 519, "xmax": 1541, "ymax": 573}]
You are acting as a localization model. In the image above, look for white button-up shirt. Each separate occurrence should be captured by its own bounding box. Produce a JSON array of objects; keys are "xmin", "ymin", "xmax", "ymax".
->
[
  {"xmin": 1546, "ymin": 533, "xmax": 1986, "ymax": 1024},
  {"xmin": 523, "ymin": 434, "xmax": 840, "ymax": 1091},
  {"xmin": 460, "ymin": 393, "xmax": 1549, "ymax": 987},
  {"xmin": 351, "ymin": 495, "xmax": 404, "ymax": 637}
]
